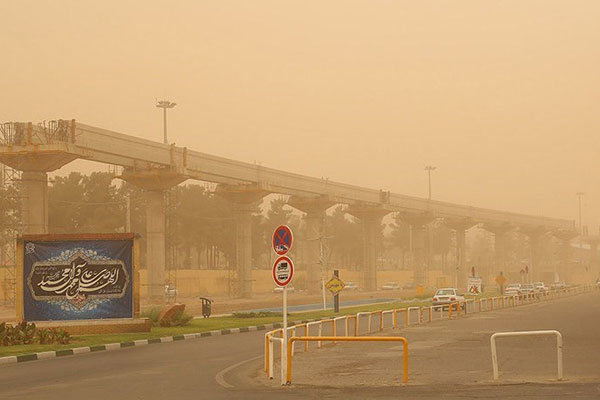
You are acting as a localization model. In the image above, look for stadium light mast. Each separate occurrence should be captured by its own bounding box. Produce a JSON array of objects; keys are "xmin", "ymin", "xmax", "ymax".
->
[
  {"xmin": 424, "ymin": 165, "xmax": 437, "ymax": 200},
  {"xmin": 156, "ymin": 100, "xmax": 176, "ymax": 144}
]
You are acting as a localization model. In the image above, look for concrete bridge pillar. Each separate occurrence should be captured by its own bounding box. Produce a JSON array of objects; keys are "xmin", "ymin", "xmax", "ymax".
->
[
  {"xmin": 217, "ymin": 184, "xmax": 269, "ymax": 298},
  {"xmin": 288, "ymin": 196, "xmax": 335, "ymax": 294},
  {"xmin": 399, "ymin": 212, "xmax": 434, "ymax": 286},
  {"xmin": 552, "ymin": 230, "xmax": 577, "ymax": 283},
  {"xmin": 520, "ymin": 227, "xmax": 548, "ymax": 282},
  {"xmin": 346, "ymin": 205, "xmax": 389, "ymax": 291},
  {"xmin": 21, "ymin": 171, "xmax": 49, "ymax": 234},
  {"xmin": 120, "ymin": 167, "xmax": 186, "ymax": 300},
  {"xmin": 445, "ymin": 218, "xmax": 477, "ymax": 288},
  {"xmin": 482, "ymin": 223, "xmax": 513, "ymax": 279},
  {"xmin": 0, "ymin": 121, "xmax": 79, "ymax": 234},
  {"xmin": 144, "ymin": 190, "xmax": 167, "ymax": 299}
]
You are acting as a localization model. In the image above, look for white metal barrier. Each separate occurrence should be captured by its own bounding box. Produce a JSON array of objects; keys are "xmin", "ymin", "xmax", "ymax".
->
[
  {"xmin": 490, "ymin": 330, "xmax": 563, "ymax": 381},
  {"xmin": 266, "ymin": 285, "xmax": 593, "ymax": 381},
  {"xmin": 407, "ymin": 306, "xmax": 420, "ymax": 325}
]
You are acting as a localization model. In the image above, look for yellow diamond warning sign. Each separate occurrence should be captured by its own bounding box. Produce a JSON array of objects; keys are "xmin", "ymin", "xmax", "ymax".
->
[{"xmin": 325, "ymin": 276, "xmax": 345, "ymax": 295}]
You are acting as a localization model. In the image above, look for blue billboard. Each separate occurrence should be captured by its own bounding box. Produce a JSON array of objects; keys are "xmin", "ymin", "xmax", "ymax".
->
[{"xmin": 22, "ymin": 236, "xmax": 134, "ymax": 321}]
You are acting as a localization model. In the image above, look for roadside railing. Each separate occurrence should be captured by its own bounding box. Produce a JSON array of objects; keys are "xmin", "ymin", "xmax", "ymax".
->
[
  {"xmin": 286, "ymin": 336, "xmax": 409, "ymax": 385},
  {"xmin": 265, "ymin": 284, "xmax": 595, "ymax": 384}
]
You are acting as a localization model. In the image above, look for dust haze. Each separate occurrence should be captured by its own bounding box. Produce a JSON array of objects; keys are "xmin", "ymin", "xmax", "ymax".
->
[{"xmin": 1, "ymin": 0, "xmax": 598, "ymax": 224}]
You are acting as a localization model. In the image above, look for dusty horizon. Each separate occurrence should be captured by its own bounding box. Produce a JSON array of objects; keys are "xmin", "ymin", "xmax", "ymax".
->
[{"xmin": 1, "ymin": 1, "xmax": 598, "ymax": 227}]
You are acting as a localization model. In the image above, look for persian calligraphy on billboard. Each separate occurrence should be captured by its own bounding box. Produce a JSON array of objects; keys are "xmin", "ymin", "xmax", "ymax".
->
[{"xmin": 21, "ymin": 235, "xmax": 134, "ymax": 321}]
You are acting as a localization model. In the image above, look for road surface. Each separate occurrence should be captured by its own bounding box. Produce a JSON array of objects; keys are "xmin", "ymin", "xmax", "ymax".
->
[{"xmin": 1, "ymin": 291, "xmax": 599, "ymax": 399}]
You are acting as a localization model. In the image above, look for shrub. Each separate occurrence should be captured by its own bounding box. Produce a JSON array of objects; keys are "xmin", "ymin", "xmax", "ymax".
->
[
  {"xmin": 140, "ymin": 307, "xmax": 162, "ymax": 325},
  {"xmin": 0, "ymin": 322, "xmax": 71, "ymax": 346}
]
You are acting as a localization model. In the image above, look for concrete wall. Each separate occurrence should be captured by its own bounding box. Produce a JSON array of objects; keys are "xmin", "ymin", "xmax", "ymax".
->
[{"xmin": 139, "ymin": 269, "xmax": 454, "ymax": 298}]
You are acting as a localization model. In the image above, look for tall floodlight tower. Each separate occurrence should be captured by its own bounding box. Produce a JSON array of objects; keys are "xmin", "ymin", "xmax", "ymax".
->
[
  {"xmin": 424, "ymin": 165, "xmax": 437, "ymax": 200},
  {"xmin": 156, "ymin": 100, "xmax": 176, "ymax": 144}
]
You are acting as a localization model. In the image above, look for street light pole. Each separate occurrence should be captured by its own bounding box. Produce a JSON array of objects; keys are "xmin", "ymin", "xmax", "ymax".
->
[
  {"xmin": 156, "ymin": 100, "xmax": 177, "ymax": 144},
  {"xmin": 424, "ymin": 165, "xmax": 437, "ymax": 200},
  {"xmin": 577, "ymin": 192, "xmax": 584, "ymax": 263}
]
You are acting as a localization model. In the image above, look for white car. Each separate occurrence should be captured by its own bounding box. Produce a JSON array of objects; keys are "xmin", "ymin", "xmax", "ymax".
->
[
  {"xmin": 345, "ymin": 281, "xmax": 359, "ymax": 291},
  {"xmin": 505, "ymin": 283, "xmax": 522, "ymax": 296},
  {"xmin": 551, "ymin": 281, "xmax": 567, "ymax": 290},
  {"xmin": 533, "ymin": 282, "xmax": 548, "ymax": 294},
  {"xmin": 520, "ymin": 283, "xmax": 536, "ymax": 295},
  {"xmin": 432, "ymin": 288, "xmax": 465, "ymax": 309},
  {"xmin": 381, "ymin": 282, "xmax": 401, "ymax": 290}
]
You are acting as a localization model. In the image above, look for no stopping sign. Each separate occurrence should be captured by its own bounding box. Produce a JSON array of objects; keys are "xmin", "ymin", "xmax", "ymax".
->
[{"xmin": 272, "ymin": 256, "xmax": 294, "ymax": 287}]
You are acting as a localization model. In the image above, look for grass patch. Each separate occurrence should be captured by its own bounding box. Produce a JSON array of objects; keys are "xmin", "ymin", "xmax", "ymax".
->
[{"xmin": 0, "ymin": 297, "xmax": 445, "ymax": 358}]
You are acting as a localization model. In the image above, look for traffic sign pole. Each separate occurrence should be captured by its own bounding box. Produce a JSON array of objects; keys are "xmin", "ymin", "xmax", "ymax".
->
[
  {"xmin": 333, "ymin": 270, "xmax": 340, "ymax": 313},
  {"xmin": 281, "ymin": 285, "xmax": 287, "ymax": 385},
  {"xmin": 272, "ymin": 225, "xmax": 294, "ymax": 386}
]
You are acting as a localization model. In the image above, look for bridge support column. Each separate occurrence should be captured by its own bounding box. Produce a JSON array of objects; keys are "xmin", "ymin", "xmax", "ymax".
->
[
  {"xmin": 21, "ymin": 171, "xmax": 49, "ymax": 234},
  {"xmin": 445, "ymin": 218, "xmax": 477, "ymax": 288},
  {"xmin": 520, "ymin": 227, "xmax": 548, "ymax": 282},
  {"xmin": 145, "ymin": 190, "xmax": 167, "ymax": 300},
  {"xmin": 120, "ymin": 167, "xmax": 186, "ymax": 301},
  {"xmin": 217, "ymin": 184, "xmax": 269, "ymax": 298},
  {"xmin": 0, "ymin": 147, "xmax": 77, "ymax": 234},
  {"xmin": 482, "ymin": 223, "xmax": 513, "ymax": 280},
  {"xmin": 347, "ymin": 205, "xmax": 389, "ymax": 291},
  {"xmin": 288, "ymin": 196, "xmax": 335, "ymax": 294},
  {"xmin": 399, "ymin": 213, "xmax": 434, "ymax": 287},
  {"xmin": 582, "ymin": 237, "xmax": 599, "ymax": 282},
  {"xmin": 552, "ymin": 230, "xmax": 577, "ymax": 283}
]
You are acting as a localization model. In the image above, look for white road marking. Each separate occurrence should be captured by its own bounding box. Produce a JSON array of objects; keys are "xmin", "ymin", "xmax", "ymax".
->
[{"xmin": 214, "ymin": 355, "xmax": 263, "ymax": 389}]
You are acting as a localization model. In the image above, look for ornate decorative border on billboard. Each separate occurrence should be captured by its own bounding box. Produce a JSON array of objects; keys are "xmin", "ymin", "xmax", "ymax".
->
[{"xmin": 17, "ymin": 233, "xmax": 137, "ymax": 322}]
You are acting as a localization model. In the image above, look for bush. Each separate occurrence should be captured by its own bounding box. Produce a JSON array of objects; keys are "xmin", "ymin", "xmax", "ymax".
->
[
  {"xmin": 141, "ymin": 307, "xmax": 162, "ymax": 325},
  {"xmin": 159, "ymin": 309, "xmax": 193, "ymax": 327},
  {"xmin": 0, "ymin": 321, "xmax": 71, "ymax": 346}
]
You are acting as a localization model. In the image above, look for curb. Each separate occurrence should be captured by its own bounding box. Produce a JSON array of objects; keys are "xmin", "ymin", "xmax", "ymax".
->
[{"xmin": 0, "ymin": 319, "xmax": 315, "ymax": 366}]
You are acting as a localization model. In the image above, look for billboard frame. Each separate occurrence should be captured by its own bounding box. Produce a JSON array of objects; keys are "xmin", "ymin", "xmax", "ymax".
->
[{"xmin": 16, "ymin": 233, "xmax": 140, "ymax": 322}]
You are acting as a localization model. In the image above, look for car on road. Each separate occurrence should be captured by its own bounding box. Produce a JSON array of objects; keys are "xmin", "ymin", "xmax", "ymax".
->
[
  {"xmin": 382, "ymin": 282, "xmax": 401, "ymax": 290},
  {"xmin": 432, "ymin": 288, "xmax": 465, "ymax": 309},
  {"xmin": 551, "ymin": 281, "xmax": 567, "ymax": 290},
  {"xmin": 520, "ymin": 283, "xmax": 537, "ymax": 295},
  {"xmin": 504, "ymin": 283, "xmax": 522, "ymax": 296},
  {"xmin": 533, "ymin": 282, "xmax": 548, "ymax": 294},
  {"xmin": 345, "ymin": 281, "xmax": 359, "ymax": 290}
]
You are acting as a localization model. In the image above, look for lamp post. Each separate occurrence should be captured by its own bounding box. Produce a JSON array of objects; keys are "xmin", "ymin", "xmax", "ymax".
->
[
  {"xmin": 424, "ymin": 165, "xmax": 437, "ymax": 200},
  {"xmin": 576, "ymin": 192, "xmax": 584, "ymax": 264},
  {"xmin": 156, "ymin": 100, "xmax": 176, "ymax": 144}
]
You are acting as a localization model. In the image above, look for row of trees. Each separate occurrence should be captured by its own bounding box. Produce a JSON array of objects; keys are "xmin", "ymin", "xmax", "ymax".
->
[{"xmin": 0, "ymin": 171, "xmax": 477, "ymax": 271}]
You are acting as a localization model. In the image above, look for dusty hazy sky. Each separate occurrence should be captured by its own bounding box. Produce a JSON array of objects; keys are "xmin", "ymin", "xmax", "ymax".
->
[{"xmin": 1, "ymin": 1, "xmax": 598, "ymax": 228}]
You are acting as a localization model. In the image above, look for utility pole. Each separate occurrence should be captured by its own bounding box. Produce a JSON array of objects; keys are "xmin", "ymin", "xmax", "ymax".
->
[
  {"xmin": 424, "ymin": 165, "xmax": 436, "ymax": 280},
  {"xmin": 577, "ymin": 192, "xmax": 584, "ymax": 264},
  {"xmin": 156, "ymin": 100, "xmax": 176, "ymax": 144}
]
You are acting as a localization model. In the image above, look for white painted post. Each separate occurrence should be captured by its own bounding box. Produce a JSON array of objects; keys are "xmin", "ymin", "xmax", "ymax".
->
[{"xmin": 281, "ymin": 286, "xmax": 287, "ymax": 385}]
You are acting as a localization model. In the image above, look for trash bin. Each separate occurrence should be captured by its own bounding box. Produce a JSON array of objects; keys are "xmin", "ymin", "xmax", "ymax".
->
[{"xmin": 199, "ymin": 297, "xmax": 213, "ymax": 318}]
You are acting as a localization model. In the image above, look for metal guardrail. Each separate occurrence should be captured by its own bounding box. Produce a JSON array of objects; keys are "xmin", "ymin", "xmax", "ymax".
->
[{"xmin": 265, "ymin": 284, "xmax": 595, "ymax": 385}]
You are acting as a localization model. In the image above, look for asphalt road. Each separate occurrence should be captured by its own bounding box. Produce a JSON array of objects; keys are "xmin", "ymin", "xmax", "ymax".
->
[{"xmin": 1, "ymin": 291, "xmax": 599, "ymax": 400}]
